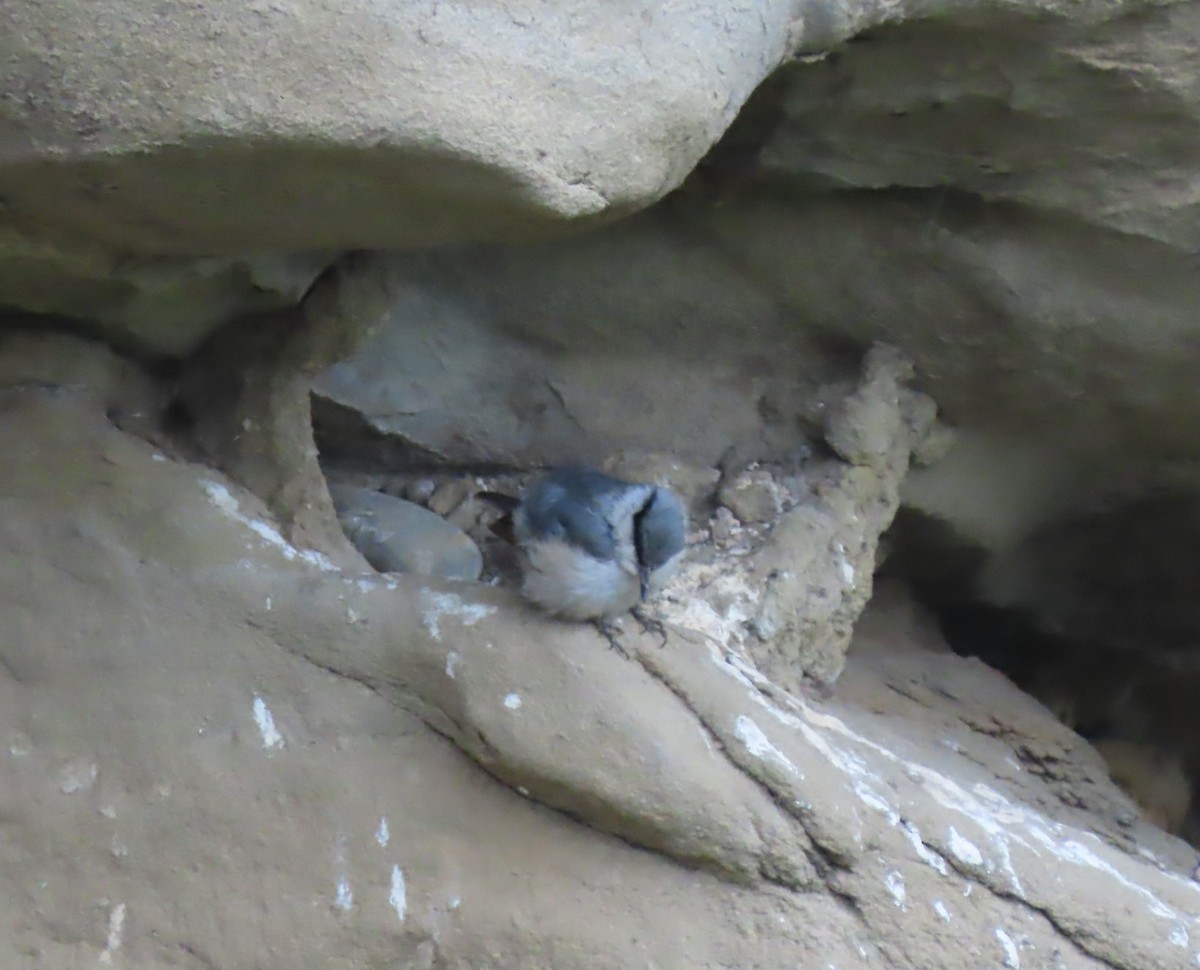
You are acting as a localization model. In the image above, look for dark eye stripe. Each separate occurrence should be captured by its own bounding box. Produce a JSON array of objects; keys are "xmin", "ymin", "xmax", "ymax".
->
[{"xmin": 631, "ymin": 493, "xmax": 655, "ymax": 568}]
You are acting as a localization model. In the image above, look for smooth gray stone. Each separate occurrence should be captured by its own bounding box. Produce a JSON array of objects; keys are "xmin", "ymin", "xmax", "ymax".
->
[{"xmin": 330, "ymin": 484, "xmax": 482, "ymax": 581}]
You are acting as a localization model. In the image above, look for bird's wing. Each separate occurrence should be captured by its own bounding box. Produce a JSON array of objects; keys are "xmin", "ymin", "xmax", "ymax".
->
[{"xmin": 520, "ymin": 480, "xmax": 617, "ymax": 562}]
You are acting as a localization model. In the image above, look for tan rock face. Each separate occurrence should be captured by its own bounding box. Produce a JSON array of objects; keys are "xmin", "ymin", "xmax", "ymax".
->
[
  {"xmin": 3, "ymin": 335, "xmax": 1199, "ymax": 970},
  {"xmin": 4, "ymin": 0, "xmax": 1200, "ymax": 962},
  {"xmin": 0, "ymin": 0, "xmax": 807, "ymax": 354},
  {"xmin": 0, "ymin": 0, "xmax": 807, "ymax": 255}
]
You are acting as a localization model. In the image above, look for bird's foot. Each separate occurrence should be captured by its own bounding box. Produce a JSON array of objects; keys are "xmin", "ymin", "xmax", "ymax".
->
[
  {"xmin": 631, "ymin": 607, "xmax": 669, "ymax": 647},
  {"xmin": 594, "ymin": 616, "xmax": 629, "ymax": 656}
]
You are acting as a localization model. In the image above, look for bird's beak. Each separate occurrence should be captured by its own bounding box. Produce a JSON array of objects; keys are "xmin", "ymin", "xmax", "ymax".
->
[{"xmin": 639, "ymin": 567, "xmax": 650, "ymax": 603}]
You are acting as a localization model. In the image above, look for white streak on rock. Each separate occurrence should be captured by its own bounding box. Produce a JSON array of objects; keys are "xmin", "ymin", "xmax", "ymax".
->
[
  {"xmin": 202, "ymin": 481, "xmax": 337, "ymax": 571},
  {"xmin": 734, "ymin": 715, "xmax": 803, "ymax": 777},
  {"xmin": 884, "ymin": 870, "xmax": 906, "ymax": 909},
  {"xmin": 933, "ymin": 900, "xmax": 952, "ymax": 921},
  {"xmin": 59, "ymin": 761, "xmax": 98, "ymax": 794},
  {"xmin": 252, "ymin": 696, "xmax": 284, "ymax": 750},
  {"xmin": 948, "ymin": 827, "xmax": 983, "ymax": 867},
  {"xmin": 98, "ymin": 902, "xmax": 126, "ymax": 963},
  {"xmin": 389, "ymin": 865, "xmax": 407, "ymax": 924},
  {"xmin": 335, "ymin": 879, "xmax": 353, "ymax": 910},
  {"xmin": 419, "ymin": 589, "xmax": 496, "ymax": 641},
  {"xmin": 994, "ymin": 928, "xmax": 1020, "ymax": 968},
  {"xmin": 706, "ymin": 627, "xmax": 1200, "ymax": 939},
  {"xmin": 445, "ymin": 651, "xmax": 461, "ymax": 679},
  {"xmin": 901, "ymin": 820, "xmax": 948, "ymax": 875},
  {"xmin": 376, "ymin": 817, "xmax": 390, "ymax": 847},
  {"xmin": 504, "ymin": 693, "xmax": 522, "ymax": 711}
]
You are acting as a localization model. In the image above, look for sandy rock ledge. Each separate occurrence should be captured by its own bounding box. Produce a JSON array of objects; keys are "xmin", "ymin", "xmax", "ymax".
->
[{"xmin": 1, "ymin": 338, "xmax": 1197, "ymax": 968}]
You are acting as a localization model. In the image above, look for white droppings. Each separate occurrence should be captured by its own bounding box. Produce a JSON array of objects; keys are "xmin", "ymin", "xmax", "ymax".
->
[
  {"xmin": 376, "ymin": 817, "xmax": 390, "ymax": 847},
  {"xmin": 734, "ymin": 715, "xmax": 803, "ymax": 777},
  {"xmin": 265, "ymin": 597, "xmax": 272, "ymax": 611},
  {"xmin": 99, "ymin": 804, "xmax": 117, "ymax": 820},
  {"xmin": 449, "ymin": 894, "xmax": 461, "ymax": 910},
  {"xmin": 98, "ymin": 902, "xmax": 126, "ymax": 964},
  {"xmin": 703, "ymin": 623, "xmax": 1200, "ymax": 943},
  {"xmin": 901, "ymin": 819, "xmax": 948, "ymax": 875},
  {"xmin": 884, "ymin": 870, "xmax": 906, "ymax": 909},
  {"xmin": 994, "ymin": 928, "xmax": 1020, "ymax": 968},
  {"xmin": 202, "ymin": 480, "xmax": 337, "ymax": 571},
  {"xmin": 948, "ymin": 827, "xmax": 984, "ymax": 867},
  {"xmin": 1170, "ymin": 925, "xmax": 1189, "ymax": 947},
  {"xmin": 833, "ymin": 543, "xmax": 855, "ymax": 584},
  {"xmin": 1027, "ymin": 828, "xmax": 1186, "ymax": 924},
  {"xmin": 335, "ymin": 878, "xmax": 354, "ymax": 910},
  {"xmin": 252, "ymin": 695, "xmax": 284, "ymax": 750},
  {"xmin": 856, "ymin": 781, "xmax": 898, "ymax": 822},
  {"xmin": 59, "ymin": 761, "xmax": 98, "ymax": 794},
  {"xmin": 517, "ymin": 786, "xmax": 530, "ymax": 797},
  {"xmin": 419, "ymin": 589, "xmax": 496, "ymax": 641},
  {"xmin": 389, "ymin": 865, "xmax": 407, "ymax": 924},
  {"xmin": 504, "ymin": 693, "xmax": 522, "ymax": 711},
  {"xmin": 151, "ymin": 452, "xmax": 166, "ymax": 462},
  {"xmin": 445, "ymin": 651, "xmax": 461, "ymax": 679},
  {"xmin": 933, "ymin": 900, "xmax": 952, "ymax": 922}
]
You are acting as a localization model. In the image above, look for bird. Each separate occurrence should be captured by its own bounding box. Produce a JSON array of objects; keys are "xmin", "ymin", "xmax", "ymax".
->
[{"xmin": 488, "ymin": 466, "xmax": 687, "ymax": 623}]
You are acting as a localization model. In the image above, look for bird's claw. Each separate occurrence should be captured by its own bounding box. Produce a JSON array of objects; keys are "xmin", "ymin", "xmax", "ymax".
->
[
  {"xmin": 594, "ymin": 617, "xmax": 629, "ymax": 655},
  {"xmin": 631, "ymin": 607, "xmax": 669, "ymax": 647}
]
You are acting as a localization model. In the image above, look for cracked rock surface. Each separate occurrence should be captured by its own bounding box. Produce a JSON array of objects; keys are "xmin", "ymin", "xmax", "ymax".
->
[{"xmin": 3, "ymin": 343, "xmax": 1198, "ymax": 968}]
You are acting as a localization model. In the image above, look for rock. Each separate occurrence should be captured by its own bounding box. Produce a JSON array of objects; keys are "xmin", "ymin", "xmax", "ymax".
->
[
  {"xmin": 7, "ymin": 0, "xmax": 1200, "ymax": 963},
  {"xmin": 717, "ymin": 468, "xmax": 787, "ymax": 524},
  {"xmin": 900, "ymin": 389, "xmax": 957, "ymax": 467},
  {"xmin": 710, "ymin": 506, "xmax": 740, "ymax": 549},
  {"xmin": 0, "ymin": 0, "xmax": 805, "ymax": 259},
  {"xmin": 658, "ymin": 345, "xmax": 935, "ymax": 690},
  {"xmin": 329, "ymin": 484, "xmax": 482, "ymax": 581},
  {"xmin": 5, "ymin": 383, "xmax": 1199, "ymax": 970},
  {"xmin": 1093, "ymin": 740, "xmax": 1192, "ymax": 835},
  {"xmin": 0, "ymin": 0, "xmax": 821, "ymax": 356},
  {"xmin": 311, "ymin": 237, "xmax": 851, "ymax": 471},
  {"xmin": 0, "ymin": 236, "xmax": 329, "ymax": 356},
  {"xmin": 822, "ymin": 344, "xmax": 912, "ymax": 469},
  {"xmin": 0, "ymin": 327, "xmax": 162, "ymax": 438},
  {"xmin": 402, "ymin": 477, "xmax": 437, "ymax": 505},
  {"xmin": 425, "ymin": 479, "xmax": 475, "ymax": 519},
  {"xmin": 176, "ymin": 253, "xmax": 399, "ymax": 567},
  {"xmin": 602, "ymin": 452, "xmax": 720, "ymax": 515}
]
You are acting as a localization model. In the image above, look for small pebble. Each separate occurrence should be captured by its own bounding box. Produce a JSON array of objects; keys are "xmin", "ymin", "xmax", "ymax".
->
[{"xmin": 719, "ymin": 469, "xmax": 786, "ymax": 524}]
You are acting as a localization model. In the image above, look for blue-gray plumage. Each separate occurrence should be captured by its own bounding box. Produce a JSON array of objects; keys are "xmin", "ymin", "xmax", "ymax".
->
[{"xmin": 512, "ymin": 466, "xmax": 687, "ymax": 620}]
